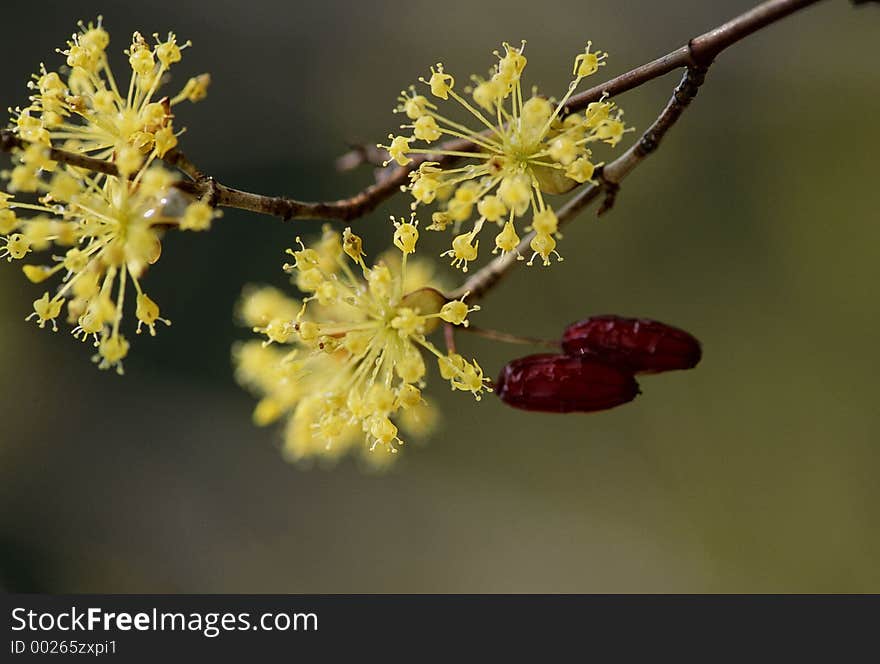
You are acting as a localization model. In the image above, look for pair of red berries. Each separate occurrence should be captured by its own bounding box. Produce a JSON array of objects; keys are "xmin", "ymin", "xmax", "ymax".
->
[{"xmin": 495, "ymin": 315, "xmax": 702, "ymax": 413}]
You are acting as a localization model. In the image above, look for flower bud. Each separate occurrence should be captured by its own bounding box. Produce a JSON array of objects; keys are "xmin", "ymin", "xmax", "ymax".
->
[
  {"xmin": 561, "ymin": 315, "xmax": 702, "ymax": 374},
  {"xmin": 496, "ymin": 353, "xmax": 639, "ymax": 413}
]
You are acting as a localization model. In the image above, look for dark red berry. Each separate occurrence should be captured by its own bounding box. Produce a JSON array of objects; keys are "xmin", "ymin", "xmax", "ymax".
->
[
  {"xmin": 561, "ymin": 315, "xmax": 702, "ymax": 374},
  {"xmin": 495, "ymin": 353, "xmax": 639, "ymax": 413}
]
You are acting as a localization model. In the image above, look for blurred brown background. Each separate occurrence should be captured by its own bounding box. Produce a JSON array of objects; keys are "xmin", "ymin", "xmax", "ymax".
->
[{"xmin": 1, "ymin": 0, "xmax": 878, "ymax": 592}]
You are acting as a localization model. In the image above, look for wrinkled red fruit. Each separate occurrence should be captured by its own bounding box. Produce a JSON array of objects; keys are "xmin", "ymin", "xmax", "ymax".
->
[
  {"xmin": 496, "ymin": 353, "xmax": 639, "ymax": 413},
  {"xmin": 562, "ymin": 315, "xmax": 702, "ymax": 374}
]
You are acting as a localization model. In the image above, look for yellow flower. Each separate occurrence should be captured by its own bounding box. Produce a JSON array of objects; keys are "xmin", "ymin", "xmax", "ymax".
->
[
  {"xmin": 1, "ymin": 233, "xmax": 31, "ymax": 261},
  {"xmin": 234, "ymin": 223, "xmax": 487, "ymax": 467},
  {"xmin": 386, "ymin": 135, "xmax": 412, "ymax": 166},
  {"xmin": 383, "ymin": 41, "xmax": 630, "ymax": 268},
  {"xmin": 442, "ymin": 228, "xmax": 480, "ymax": 272}
]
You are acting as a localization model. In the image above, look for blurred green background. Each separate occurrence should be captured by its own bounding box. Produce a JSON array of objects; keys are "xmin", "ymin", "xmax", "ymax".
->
[{"xmin": 1, "ymin": 0, "xmax": 878, "ymax": 592}]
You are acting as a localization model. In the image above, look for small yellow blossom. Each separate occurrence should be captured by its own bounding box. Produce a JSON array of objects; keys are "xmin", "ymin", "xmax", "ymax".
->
[
  {"xmin": 530, "ymin": 208, "xmax": 559, "ymax": 235},
  {"xmin": 439, "ymin": 295, "xmax": 479, "ymax": 327},
  {"xmin": 528, "ymin": 231, "xmax": 563, "ymax": 267},
  {"xmin": 135, "ymin": 293, "xmax": 170, "ymax": 336},
  {"xmin": 493, "ymin": 220, "xmax": 522, "ymax": 258},
  {"xmin": 1, "ymin": 233, "xmax": 31, "ymax": 261},
  {"xmin": 477, "ymin": 195, "xmax": 507, "ymax": 223},
  {"xmin": 234, "ymin": 223, "xmax": 488, "ymax": 467},
  {"xmin": 425, "ymin": 64, "xmax": 454, "ymax": 99},
  {"xmin": 237, "ymin": 285, "xmax": 301, "ymax": 329},
  {"xmin": 392, "ymin": 214, "xmax": 420, "ymax": 254},
  {"xmin": 96, "ymin": 334, "xmax": 131, "ymax": 373},
  {"xmin": 442, "ymin": 227, "xmax": 480, "ymax": 272},
  {"xmin": 385, "ymin": 135, "xmax": 412, "ymax": 167},
  {"xmin": 27, "ymin": 292, "xmax": 64, "ymax": 330},
  {"xmin": 573, "ymin": 41, "xmax": 608, "ymax": 77},
  {"xmin": 382, "ymin": 40, "xmax": 632, "ymax": 268},
  {"xmin": 413, "ymin": 115, "xmax": 442, "ymax": 142},
  {"xmin": 565, "ymin": 157, "xmax": 599, "ymax": 183},
  {"xmin": 180, "ymin": 74, "xmax": 212, "ymax": 103},
  {"xmin": 180, "ymin": 201, "xmax": 216, "ymax": 231}
]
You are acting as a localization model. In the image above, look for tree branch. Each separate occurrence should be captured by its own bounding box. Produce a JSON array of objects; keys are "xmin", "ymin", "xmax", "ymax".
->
[
  {"xmin": 459, "ymin": 325, "xmax": 561, "ymax": 349},
  {"xmin": 1, "ymin": 0, "xmax": 826, "ymax": 223},
  {"xmin": 202, "ymin": 0, "xmax": 825, "ymax": 220}
]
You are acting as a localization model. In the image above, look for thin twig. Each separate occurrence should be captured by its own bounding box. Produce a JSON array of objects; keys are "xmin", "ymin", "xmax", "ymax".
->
[
  {"xmin": 162, "ymin": 147, "xmax": 206, "ymax": 181},
  {"xmin": 172, "ymin": 174, "xmax": 410, "ymax": 221},
  {"xmin": 452, "ymin": 65, "xmax": 709, "ymax": 302},
  {"xmin": 443, "ymin": 322, "xmax": 457, "ymax": 355},
  {"xmin": 336, "ymin": 144, "xmax": 389, "ymax": 172},
  {"xmin": 460, "ymin": 325, "xmax": 561, "ymax": 349}
]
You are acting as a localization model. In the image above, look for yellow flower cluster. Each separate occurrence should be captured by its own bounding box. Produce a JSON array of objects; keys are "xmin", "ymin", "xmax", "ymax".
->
[
  {"xmin": 12, "ymin": 18, "xmax": 209, "ymax": 169},
  {"xmin": 381, "ymin": 41, "xmax": 629, "ymax": 269},
  {"xmin": 233, "ymin": 222, "xmax": 488, "ymax": 466},
  {"xmin": 0, "ymin": 19, "xmax": 213, "ymax": 373}
]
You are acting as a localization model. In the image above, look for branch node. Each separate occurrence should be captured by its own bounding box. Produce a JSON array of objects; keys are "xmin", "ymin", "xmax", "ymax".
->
[
  {"xmin": 203, "ymin": 177, "xmax": 220, "ymax": 207},
  {"xmin": 676, "ymin": 65, "xmax": 709, "ymax": 104},
  {"xmin": 595, "ymin": 168, "xmax": 620, "ymax": 217},
  {"xmin": 686, "ymin": 39, "xmax": 716, "ymax": 69},
  {"xmin": 637, "ymin": 132, "xmax": 659, "ymax": 157}
]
